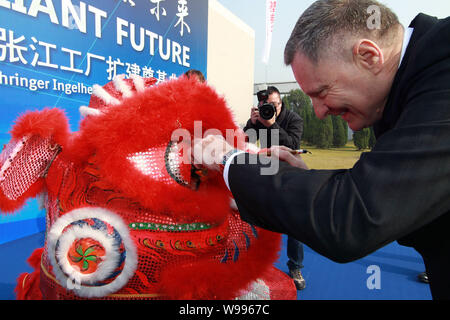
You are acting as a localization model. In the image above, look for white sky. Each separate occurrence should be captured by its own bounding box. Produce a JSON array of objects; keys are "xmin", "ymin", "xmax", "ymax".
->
[{"xmin": 216, "ymin": 0, "xmax": 450, "ymax": 84}]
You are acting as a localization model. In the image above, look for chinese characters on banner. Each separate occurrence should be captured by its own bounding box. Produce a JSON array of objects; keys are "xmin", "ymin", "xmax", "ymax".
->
[
  {"xmin": 0, "ymin": 27, "xmax": 180, "ymax": 82},
  {"xmin": 0, "ymin": 0, "xmax": 207, "ymax": 123},
  {"xmin": 148, "ymin": 0, "xmax": 191, "ymax": 36},
  {"xmin": 150, "ymin": 0, "xmax": 167, "ymax": 21},
  {"xmin": 262, "ymin": 0, "xmax": 277, "ymax": 64},
  {"xmin": 174, "ymin": 0, "xmax": 191, "ymax": 37}
]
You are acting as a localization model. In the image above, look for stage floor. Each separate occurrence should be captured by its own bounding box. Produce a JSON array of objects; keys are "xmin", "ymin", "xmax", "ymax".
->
[{"xmin": 0, "ymin": 232, "xmax": 432, "ymax": 300}]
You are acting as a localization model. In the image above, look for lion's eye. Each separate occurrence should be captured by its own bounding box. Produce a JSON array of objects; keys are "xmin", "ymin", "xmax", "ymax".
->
[
  {"xmin": 164, "ymin": 141, "xmax": 191, "ymax": 187},
  {"xmin": 127, "ymin": 141, "xmax": 200, "ymax": 189}
]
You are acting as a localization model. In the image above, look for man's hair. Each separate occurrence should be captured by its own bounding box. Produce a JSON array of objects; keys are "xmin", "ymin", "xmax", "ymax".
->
[
  {"xmin": 184, "ymin": 69, "xmax": 205, "ymax": 82},
  {"xmin": 266, "ymin": 86, "xmax": 284, "ymax": 108},
  {"xmin": 284, "ymin": 0, "xmax": 400, "ymax": 65},
  {"xmin": 267, "ymin": 86, "xmax": 281, "ymax": 97}
]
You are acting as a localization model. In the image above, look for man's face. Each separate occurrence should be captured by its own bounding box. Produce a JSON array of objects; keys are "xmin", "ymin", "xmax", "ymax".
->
[
  {"xmin": 291, "ymin": 51, "xmax": 386, "ymax": 131},
  {"xmin": 267, "ymin": 92, "xmax": 283, "ymax": 117}
]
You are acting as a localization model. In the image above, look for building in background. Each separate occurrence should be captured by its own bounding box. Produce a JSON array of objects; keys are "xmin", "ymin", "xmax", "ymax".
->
[{"xmin": 207, "ymin": 0, "xmax": 255, "ymax": 127}]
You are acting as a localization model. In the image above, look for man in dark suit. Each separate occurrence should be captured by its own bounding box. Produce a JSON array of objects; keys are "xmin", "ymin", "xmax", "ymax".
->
[{"xmin": 193, "ymin": 0, "xmax": 450, "ymax": 299}]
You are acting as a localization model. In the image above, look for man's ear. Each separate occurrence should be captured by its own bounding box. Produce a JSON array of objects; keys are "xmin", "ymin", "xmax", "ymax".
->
[{"xmin": 352, "ymin": 39, "xmax": 384, "ymax": 74}]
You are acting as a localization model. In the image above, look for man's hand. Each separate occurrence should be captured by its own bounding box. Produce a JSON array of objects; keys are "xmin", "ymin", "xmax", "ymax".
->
[
  {"xmin": 250, "ymin": 107, "xmax": 259, "ymax": 125},
  {"xmin": 250, "ymin": 107, "xmax": 276, "ymax": 128},
  {"xmin": 192, "ymin": 137, "xmax": 309, "ymax": 172},
  {"xmin": 251, "ymin": 106, "xmax": 276, "ymax": 127},
  {"xmin": 259, "ymin": 146, "xmax": 309, "ymax": 170},
  {"xmin": 193, "ymin": 135, "xmax": 235, "ymax": 171}
]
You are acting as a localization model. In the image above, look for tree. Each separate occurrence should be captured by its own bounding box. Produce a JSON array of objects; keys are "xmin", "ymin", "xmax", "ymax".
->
[
  {"xmin": 331, "ymin": 115, "xmax": 347, "ymax": 147},
  {"xmin": 284, "ymin": 89, "xmax": 314, "ymax": 145},
  {"xmin": 353, "ymin": 128, "xmax": 370, "ymax": 150},
  {"xmin": 314, "ymin": 115, "xmax": 333, "ymax": 148},
  {"xmin": 300, "ymin": 102, "xmax": 314, "ymax": 144},
  {"xmin": 368, "ymin": 127, "xmax": 376, "ymax": 149},
  {"xmin": 285, "ymin": 89, "xmax": 312, "ymax": 116}
]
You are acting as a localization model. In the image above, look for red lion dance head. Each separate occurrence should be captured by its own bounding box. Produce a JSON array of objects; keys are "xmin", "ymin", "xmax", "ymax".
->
[{"xmin": 0, "ymin": 75, "xmax": 295, "ymax": 300}]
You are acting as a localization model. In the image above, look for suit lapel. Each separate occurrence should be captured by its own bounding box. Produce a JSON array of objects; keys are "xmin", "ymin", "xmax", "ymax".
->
[{"xmin": 374, "ymin": 14, "xmax": 438, "ymax": 138}]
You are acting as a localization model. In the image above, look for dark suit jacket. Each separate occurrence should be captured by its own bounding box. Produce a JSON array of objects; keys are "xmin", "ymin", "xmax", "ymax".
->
[{"xmin": 229, "ymin": 14, "xmax": 450, "ymax": 272}]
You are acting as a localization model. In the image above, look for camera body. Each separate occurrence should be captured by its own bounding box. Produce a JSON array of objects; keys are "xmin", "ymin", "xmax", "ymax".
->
[{"xmin": 256, "ymin": 90, "xmax": 277, "ymax": 120}]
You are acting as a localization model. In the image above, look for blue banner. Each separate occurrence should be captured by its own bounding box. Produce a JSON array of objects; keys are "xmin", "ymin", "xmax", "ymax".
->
[{"xmin": 0, "ymin": 0, "xmax": 209, "ymax": 242}]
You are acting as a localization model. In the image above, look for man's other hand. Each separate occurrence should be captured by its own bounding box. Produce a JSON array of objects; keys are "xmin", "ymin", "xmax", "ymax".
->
[
  {"xmin": 250, "ymin": 107, "xmax": 260, "ymax": 125},
  {"xmin": 259, "ymin": 146, "xmax": 309, "ymax": 170}
]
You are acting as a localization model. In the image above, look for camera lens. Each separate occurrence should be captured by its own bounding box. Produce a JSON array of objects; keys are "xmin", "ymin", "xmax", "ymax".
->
[{"xmin": 259, "ymin": 103, "xmax": 276, "ymax": 120}]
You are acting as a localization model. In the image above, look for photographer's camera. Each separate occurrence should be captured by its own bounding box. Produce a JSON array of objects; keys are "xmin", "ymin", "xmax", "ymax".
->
[{"xmin": 256, "ymin": 90, "xmax": 277, "ymax": 120}]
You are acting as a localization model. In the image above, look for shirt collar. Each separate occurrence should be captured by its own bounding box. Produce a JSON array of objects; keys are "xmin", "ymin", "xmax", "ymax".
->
[{"xmin": 398, "ymin": 27, "xmax": 414, "ymax": 69}]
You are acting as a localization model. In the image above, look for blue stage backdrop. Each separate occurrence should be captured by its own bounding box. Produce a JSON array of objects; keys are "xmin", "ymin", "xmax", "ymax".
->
[{"xmin": 0, "ymin": 0, "xmax": 208, "ymax": 244}]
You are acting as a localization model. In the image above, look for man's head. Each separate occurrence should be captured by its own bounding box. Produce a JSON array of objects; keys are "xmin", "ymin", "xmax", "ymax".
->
[
  {"xmin": 266, "ymin": 86, "xmax": 283, "ymax": 117},
  {"xmin": 184, "ymin": 69, "xmax": 205, "ymax": 83},
  {"xmin": 284, "ymin": 0, "xmax": 403, "ymax": 131}
]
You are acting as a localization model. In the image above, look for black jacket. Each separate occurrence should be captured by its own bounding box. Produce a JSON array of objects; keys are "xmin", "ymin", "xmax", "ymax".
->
[
  {"xmin": 243, "ymin": 105, "xmax": 303, "ymax": 149},
  {"xmin": 228, "ymin": 14, "xmax": 450, "ymax": 299}
]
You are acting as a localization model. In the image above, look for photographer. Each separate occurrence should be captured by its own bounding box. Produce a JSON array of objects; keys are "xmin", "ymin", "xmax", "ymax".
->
[
  {"xmin": 244, "ymin": 86, "xmax": 303, "ymax": 150},
  {"xmin": 243, "ymin": 86, "xmax": 306, "ymax": 290}
]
